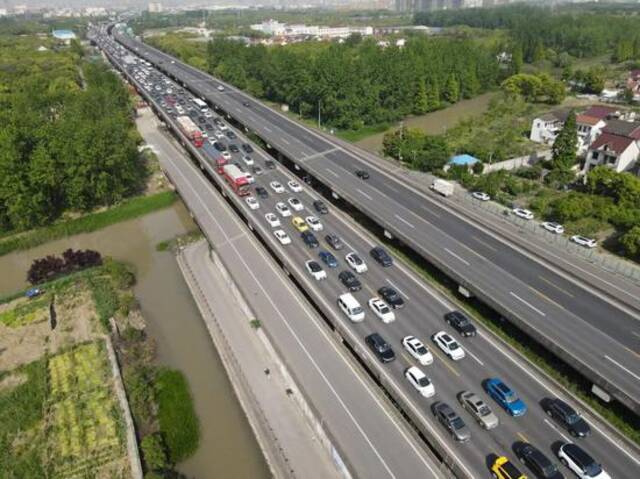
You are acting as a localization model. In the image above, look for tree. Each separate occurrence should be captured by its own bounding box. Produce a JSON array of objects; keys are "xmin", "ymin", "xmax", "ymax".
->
[
  {"xmin": 443, "ymin": 75, "xmax": 460, "ymax": 103},
  {"xmin": 551, "ymin": 110, "xmax": 578, "ymax": 172},
  {"xmin": 501, "ymin": 74, "xmax": 542, "ymax": 102},
  {"xmin": 141, "ymin": 434, "xmax": 168, "ymax": 472},
  {"xmin": 413, "ymin": 78, "xmax": 429, "ymax": 114},
  {"xmin": 583, "ymin": 67, "xmax": 605, "ymax": 94},
  {"xmin": 411, "ymin": 135, "xmax": 451, "ymax": 172},
  {"xmin": 620, "ymin": 87, "xmax": 634, "ymax": 104},
  {"xmin": 621, "ymin": 226, "xmax": 640, "ymax": 258},
  {"xmin": 511, "ymin": 44, "xmax": 523, "ymax": 74},
  {"xmin": 426, "ymin": 79, "xmax": 441, "ymax": 111}
]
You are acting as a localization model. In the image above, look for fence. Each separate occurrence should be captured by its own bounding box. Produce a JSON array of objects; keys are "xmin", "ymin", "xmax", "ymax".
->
[{"xmin": 482, "ymin": 150, "xmax": 551, "ymax": 174}]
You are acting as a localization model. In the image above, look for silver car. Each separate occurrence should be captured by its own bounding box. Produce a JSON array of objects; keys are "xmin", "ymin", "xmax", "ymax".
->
[
  {"xmin": 457, "ymin": 390, "xmax": 499, "ymax": 430},
  {"xmin": 432, "ymin": 401, "xmax": 471, "ymax": 442}
]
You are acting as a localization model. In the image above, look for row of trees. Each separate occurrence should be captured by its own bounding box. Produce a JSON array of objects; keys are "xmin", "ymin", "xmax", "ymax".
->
[
  {"xmin": 0, "ymin": 36, "xmax": 146, "ymax": 231},
  {"xmin": 150, "ymin": 33, "xmax": 500, "ymax": 130},
  {"xmin": 501, "ymin": 73, "xmax": 565, "ymax": 104},
  {"xmin": 27, "ymin": 249, "xmax": 102, "ymax": 284}
]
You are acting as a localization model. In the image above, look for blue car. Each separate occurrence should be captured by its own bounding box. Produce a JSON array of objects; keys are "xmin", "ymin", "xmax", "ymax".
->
[
  {"xmin": 483, "ymin": 378, "xmax": 527, "ymax": 417},
  {"xmin": 319, "ymin": 250, "xmax": 338, "ymax": 268}
]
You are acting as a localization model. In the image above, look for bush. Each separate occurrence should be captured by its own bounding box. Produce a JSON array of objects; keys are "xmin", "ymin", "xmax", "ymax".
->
[
  {"xmin": 141, "ymin": 434, "xmax": 168, "ymax": 472},
  {"xmin": 27, "ymin": 249, "xmax": 102, "ymax": 284}
]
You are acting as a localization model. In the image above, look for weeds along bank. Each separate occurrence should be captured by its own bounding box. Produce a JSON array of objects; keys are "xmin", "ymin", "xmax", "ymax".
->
[{"xmin": 0, "ymin": 258, "xmax": 199, "ymax": 478}]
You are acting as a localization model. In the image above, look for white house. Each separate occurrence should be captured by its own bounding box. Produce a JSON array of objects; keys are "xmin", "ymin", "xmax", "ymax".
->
[
  {"xmin": 583, "ymin": 132, "xmax": 640, "ymax": 174},
  {"xmin": 575, "ymin": 114, "xmax": 606, "ymax": 155},
  {"xmin": 529, "ymin": 110, "xmax": 571, "ymax": 145}
]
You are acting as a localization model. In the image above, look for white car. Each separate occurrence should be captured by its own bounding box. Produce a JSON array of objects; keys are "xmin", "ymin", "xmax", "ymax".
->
[
  {"xmin": 288, "ymin": 180, "xmax": 303, "ymax": 193},
  {"xmin": 405, "ymin": 366, "xmax": 435, "ymax": 398},
  {"xmin": 204, "ymin": 111, "xmax": 213, "ymax": 118},
  {"xmin": 244, "ymin": 173, "xmax": 255, "ymax": 184},
  {"xmin": 245, "ymin": 196, "xmax": 259, "ymax": 210},
  {"xmin": 265, "ymin": 212, "xmax": 280, "ymax": 228},
  {"xmin": 221, "ymin": 151, "xmax": 231, "ymax": 160},
  {"xmin": 215, "ymin": 131, "xmax": 225, "ymax": 139},
  {"xmin": 402, "ymin": 336, "xmax": 433, "ymax": 366},
  {"xmin": 557, "ymin": 443, "xmax": 610, "ymax": 479},
  {"xmin": 541, "ymin": 221, "xmax": 564, "ymax": 234},
  {"xmin": 571, "ymin": 235, "xmax": 597, "ymax": 248},
  {"xmin": 472, "ymin": 192, "xmax": 490, "ymax": 201},
  {"xmin": 217, "ymin": 85, "xmax": 225, "ymax": 92},
  {"xmin": 432, "ymin": 331, "xmax": 465, "ymax": 361},
  {"xmin": 305, "ymin": 260, "xmax": 327, "ymax": 281},
  {"xmin": 275, "ymin": 202, "xmax": 291, "ymax": 217},
  {"xmin": 207, "ymin": 137, "xmax": 216, "ymax": 145},
  {"xmin": 305, "ymin": 216, "xmax": 323, "ymax": 232},
  {"xmin": 270, "ymin": 181, "xmax": 285, "ymax": 193},
  {"xmin": 242, "ymin": 155, "xmax": 254, "ymax": 166},
  {"xmin": 345, "ymin": 252, "xmax": 368, "ymax": 274},
  {"xmin": 512, "ymin": 208, "xmax": 534, "ymax": 220},
  {"xmin": 274, "ymin": 229, "xmax": 291, "ymax": 245},
  {"xmin": 288, "ymin": 197, "xmax": 304, "ymax": 212},
  {"xmin": 368, "ymin": 297, "xmax": 396, "ymax": 324}
]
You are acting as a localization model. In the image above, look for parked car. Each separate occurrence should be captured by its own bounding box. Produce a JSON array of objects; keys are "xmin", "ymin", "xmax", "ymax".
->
[
  {"xmin": 541, "ymin": 221, "xmax": 565, "ymax": 234},
  {"xmin": 402, "ymin": 335, "xmax": 433, "ymax": 366},
  {"xmin": 405, "ymin": 366, "xmax": 435, "ymax": 397},
  {"xmin": 513, "ymin": 208, "xmax": 534, "ymax": 220},
  {"xmin": 557, "ymin": 443, "xmax": 610, "ymax": 479},
  {"xmin": 431, "ymin": 401, "xmax": 470, "ymax": 442},
  {"xmin": 378, "ymin": 286, "xmax": 404, "ymax": 309},
  {"xmin": 314, "ymin": 200, "xmax": 329, "ymax": 214},
  {"xmin": 339, "ymin": 270, "xmax": 361, "ymax": 291},
  {"xmin": 571, "ymin": 235, "xmax": 597, "ymax": 248},
  {"xmin": 514, "ymin": 442, "xmax": 564, "ymax": 479},
  {"xmin": 541, "ymin": 397, "xmax": 590, "ymax": 438},
  {"xmin": 370, "ymin": 246, "xmax": 393, "ymax": 267},
  {"xmin": 432, "ymin": 331, "xmax": 465, "ymax": 360},
  {"xmin": 368, "ymin": 297, "xmax": 395, "ymax": 323},
  {"xmin": 472, "ymin": 191, "xmax": 490, "ymax": 201},
  {"xmin": 444, "ymin": 310, "xmax": 477, "ymax": 337},
  {"xmin": 365, "ymin": 333, "xmax": 395, "ymax": 363},
  {"xmin": 305, "ymin": 260, "xmax": 327, "ymax": 281},
  {"xmin": 325, "ymin": 233, "xmax": 344, "ymax": 250},
  {"xmin": 484, "ymin": 377, "xmax": 527, "ymax": 417},
  {"xmin": 457, "ymin": 390, "xmax": 499, "ymax": 430}
]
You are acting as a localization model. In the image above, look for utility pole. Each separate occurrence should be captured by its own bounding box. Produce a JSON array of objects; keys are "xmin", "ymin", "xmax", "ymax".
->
[{"xmin": 318, "ymin": 99, "xmax": 321, "ymax": 128}]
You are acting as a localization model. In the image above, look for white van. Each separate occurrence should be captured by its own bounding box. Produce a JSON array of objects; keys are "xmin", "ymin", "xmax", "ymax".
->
[{"xmin": 338, "ymin": 293, "xmax": 365, "ymax": 322}]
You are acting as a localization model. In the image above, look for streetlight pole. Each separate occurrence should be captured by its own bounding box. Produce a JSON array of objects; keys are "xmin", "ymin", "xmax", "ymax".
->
[{"xmin": 318, "ymin": 99, "xmax": 321, "ymax": 128}]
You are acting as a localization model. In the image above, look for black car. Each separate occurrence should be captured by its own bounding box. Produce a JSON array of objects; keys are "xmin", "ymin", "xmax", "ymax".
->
[
  {"xmin": 339, "ymin": 271, "xmax": 361, "ymax": 292},
  {"xmin": 255, "ymin": 186, "xmax": 269, "ymax": 199},
  {"xmin": 265, "ymin": 159, "xmax": 276, "ymax": 170},
  {"xmin": 325, "ymin": 233, "xmax": 345, "ymax": 250},
  {"xmin": 213, "ymin": 142, "xmax": 227, "ymax": 152},
  {"xmin": 378, "ymin": 286, "xmax": 404, "ymax": 309},
  {"xmin": 444, "ymin": 311, "xmax": 477, "ymax": 337},
  {"xmin": 365, "ymin": 333, "xmax": 395, "ymax": 363},
  {"xmin": 541, "ymin": 398, "xmax": 590, "ymax": 438},
  {"xmin": 204, "ymin": 123, "xmax": 214, "ymax": 131},
  {"xmin": 370, "ymin": 246, "xmax": 393, "ymax": 267},
  {"xmin": 431, "ymin": 402, "xmax": 471, "ymax": 442},
  {"xmin": 301, "ymin": 231, "xmax": 319, "ymax": 248},
  {"xmin": 242, "ymin": 143, "xmax": 254, "ymax": 153},
  {"xmin": 314, "ymin": 200, "xmax": 329, "ymax": 215},
  {"xmin": 252, "ymin": 166, "xmax": 263, "ymax": 176},
  {"xmin": 226, "ymin": 131, "xmax": 237, "ymax": 139},
  {"xmin": 355, "ymin": 169, "xmax": 370, "ymax": 180},
  {"xmin": 197, "ymin": 116, "xmax": 206, "ymax": 123},
  {"xmin": 243, "ymin": 100, "xmax": 251, "ymax": 107},
  {"xmin": 514, "ymin": 443, "xmax": 564, "ymax": 479},
  {"xmin": 229, "ymin": 144, "xmax": 240, "ymax": 153}
]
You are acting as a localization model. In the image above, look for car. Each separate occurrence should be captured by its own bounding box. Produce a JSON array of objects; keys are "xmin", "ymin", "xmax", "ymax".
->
[
  {"xmin": 242, "ymin": 143, "xmax": 254, "ymax": 153},
  {"xmin": 365, "ymin": 333, "xmax": 395, "ymax": 363},
  {"xmin": 472, "ymin": 191, "xmax": 490, "ymax": 201},
  {"xmin": 378, "ymin": 286, "xmax": 405, "ymax": 309},
  {"xmin": 244, "ymin": 173, "xmax": 255, "ymax": 184},
  {"xmin": 208, "ymin": 137, "xmax": 217, "ymax": 145},
  {"xmin": 204, "ymin": 111, "xmax": 213, "ymax": 118},
  {"xmin": 252, "ymin": 166, "xmax": 263, "ymax": 176},
  {"xmin": 368, "ymin": 298, "xmax": 396, "ymax": 323},
  {"xmin": 226, "ymin": 131, "xmax": 237, "ymax": 139},
  {"xmin": 514, "ymin": 442, "xmax": 563, "ymax": 479},
  {"xmin": 305, "ymin": 216, "xmax": 323, "ymax": 232},
  {"xmin": 541, "ymin": 397, "xmax": 590, "ymax": 438},
  {"xmin": 275, "ymin": 202, "xmax": 291, "ymax": 217},
  {"xmin": 444, "ymin": 310, "xmax": 477, "ymax": 337},
  {"xmin": 402, "ymin": 336, "xmax": 433, "ymax": 365},
  {"xmin": 287, "ymin": 180, "xmax": 303, "ymax": 193},
  {"xmin": 229, "ymin": 144, "xmax": 240, "ymax": 153},
  {"xmin": 245, "ymin": 196, "xmax": 259, "ymax": 210},
  {"xmin": 325, "ymin": 233, "xmax": 344, "ymax": 250},
  {"xmin": 457, "ymin": 390, "xmax": 499, "ymax": 430},
  {"xmin": 292, "ymin": 216, "xmax": 309, "ymax": 232},
  {"xmin": 432, "ymin": 331, "xmax": 465, "ymax": 360},
  {"xmin": 213, "ymin": 141, "xmax": 227, "ymax": 152},
  {"xmin": 217, "ymin": 85, "xmax": 225, "ymax": 91},
  {"xmin": 338, "ymin": 293, "xmax": 365, "ymax": 322},
  {"xmin": 214, "ymin": 130, "xmax": 225, "ymax": 139},
  {"xmin": 571, "ymin": 235, "xmax": 597, "ymax": 248},
  {"xmin": 541, "ymin": 221, "xmax": 565, "ymax": 234},
  {"xmin": 305, "ymin": 260, "xmax": 327, "ymax": 281},
  {"xmin": 355, "ymin": 169, "xmax": 370, "ymax": 180},
  {"xmin": 221, "ymin": 151, "xmax": 232, "ymax": 160},
  {"xmin": 484, "ymin": 377, "xmax": 527, "ymax": 417},
  {"xmin": 513, "ymin": 208, "xmax": 534, "ymax": 220},
  {"xmin": 243, "ymin": 100, "xmax": 251, "ymax": 107},
  {"xmin": 301, "ymin": 231, "xmax": 319, "ymax": 248},
  {"xmin": 370, "ymin": 246, "xmax": 393, "ymax": 267},
  {"xmin": 492, "ymin": 456, "xmax": 527, "ymax": 479},
  {"xmin": 431, "ymin": 402, "xmax": 470, "ymax": 442},
  {"xmin": 339, "ymin": 270, "xmax": 362, "ymax": 291},
  {"xmin": 274, "ymin": 229, "xmax": 291, "ymax": 245},
  {"xmin": 319, "ymin": 250, "xmax": 339, "ymax": 268},
  {"xmin": 314, "ymin": 200, "xmax": 329, "ymax": 214},
  {"xmin": 197, "ymin": 116, "xmax": 206, "ymax": 124},
  {"xmin": 345, "ymin": 252, "xmax": 368, "ymax": 274},
  {"xmin": 405, "ymin": 366, "xmax": 435, "ymax": 398},
  {"xmin": 288, "ymin": 197, "xmax": 304, "ymax": 211},
  {"xmin": 265, "ymin": 212, "xmax": 280, "ymax": 228},
  {"xmin": 255, "ymin": 186, "xmax": 269, "ymax": 199},
  {"xmin": 265, "ymin": 159, "xmax": 276, "ymax": 169},
  {"xmin": 557, "ymin": 443, "xmax": 609, "ymax": 479},
  {"xmin": 270, "ymin": 181, "xmax": 285, "ymax": 193},
  {"xmin": 242, "ymin": 155, "xmax": 254, "ymax": 166}
]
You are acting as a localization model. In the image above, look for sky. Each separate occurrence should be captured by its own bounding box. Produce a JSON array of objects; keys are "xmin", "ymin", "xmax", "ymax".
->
[{"xmin": 3, "ymin": 0, "xmax": 351, "ymax": 9}]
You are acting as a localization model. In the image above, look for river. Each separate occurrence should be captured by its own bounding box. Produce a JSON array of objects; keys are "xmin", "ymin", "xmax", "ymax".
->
[{"xmin": 0, "ymin": 202, "xmax": 270, "ymax": 479}]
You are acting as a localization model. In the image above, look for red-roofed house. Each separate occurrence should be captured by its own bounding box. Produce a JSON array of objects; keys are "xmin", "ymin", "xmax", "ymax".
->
[
  {"xmin": 583, "ymin": 132, "xmax": 640, "ymax": 174},
  {"xmin": 581, "ymin": 105, "xmax": 620, "ymax": 121},
  {"xmin": 576, "ymin": 114, "xmax": 606, "ymax": 154}
]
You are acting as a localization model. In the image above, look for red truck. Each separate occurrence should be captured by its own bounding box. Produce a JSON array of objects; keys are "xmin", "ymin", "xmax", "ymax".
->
[
  {"xmin": 222, "ymin": 164, "xmax": 250, "ymax": 196},
  {"xmin": 176, "ymin": 115, "xmax": 203, "ymax": 148},
  {"xmin": 214, "ymin": 155, "xmax": 228, "ymax": 174}
]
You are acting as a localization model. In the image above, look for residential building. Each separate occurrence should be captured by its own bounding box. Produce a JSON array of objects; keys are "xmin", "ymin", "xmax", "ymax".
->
[
  {"xmin": 52, "ymin": 29, "xmax": 76, "ymax": 44},
  {"xmin": 529, "ymin": 109, "xmax": 571, "ymax": 145},
  {"xmin": 148, "ymin": 2, "xmax": 163, "ymax": 13},
  {"xmin": 583, "ymin": 133, "xmax": 640, "ymax": 174},
  {"xmin": 250, "ymin": 20, "xmax": 373, "ymax": 39},
  {"xmin": 601, "ymin": 119, "xmax": 640, "ymax": 139},
  {"xmin": 575, "ymin": 114, "xmax": 606, "ymax": 155}
]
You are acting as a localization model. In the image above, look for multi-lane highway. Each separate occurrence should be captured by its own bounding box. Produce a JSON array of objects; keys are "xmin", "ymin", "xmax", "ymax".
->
[
  {"xmin": 94, "ymin": 29, "xmax": 640, "ymax": 479},
  {"xmin": 108, "ymin": 27, "xmax": 640, "ymax": 415}
]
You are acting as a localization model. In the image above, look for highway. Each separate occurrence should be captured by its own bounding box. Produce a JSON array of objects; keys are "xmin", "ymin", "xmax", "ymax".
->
[
  {"xmin": 94, "ymin": 30, "xmax": 640, "ymax": 479},
  {"xmin": 110, "ymin": 29, "xmax": 640, "ymax": 415}
]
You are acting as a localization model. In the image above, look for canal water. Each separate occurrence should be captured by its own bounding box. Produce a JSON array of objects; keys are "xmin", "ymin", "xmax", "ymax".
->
[{"xmin": 0, "ymin": 202, "xmax": 270, "ymax": 479}]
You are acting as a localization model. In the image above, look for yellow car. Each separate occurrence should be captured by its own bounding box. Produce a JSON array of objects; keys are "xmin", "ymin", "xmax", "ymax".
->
[
  {"xmin": 292, "ymin": 216, "xmax": 309, "ymax": 232},
  {"xmin": 491, "ymin": 456, "xmax": 527, "ymax": 479}
]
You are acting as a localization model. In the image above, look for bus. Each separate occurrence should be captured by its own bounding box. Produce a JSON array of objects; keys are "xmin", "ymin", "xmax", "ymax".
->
[{"xmin": 192, "ymin": 98, "xmax": 208, "ymax": 113}]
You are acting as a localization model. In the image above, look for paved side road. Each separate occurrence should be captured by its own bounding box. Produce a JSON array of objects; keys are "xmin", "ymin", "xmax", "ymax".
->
[{"xmin": 178, "ymin": 240, "xmax": 339, "ymax": 479}]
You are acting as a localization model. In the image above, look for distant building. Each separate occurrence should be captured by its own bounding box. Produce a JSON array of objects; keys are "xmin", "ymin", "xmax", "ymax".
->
[
  {"xmin": 250, "ymin": 19, "xmax": 373, "ymax": 39},
  {"xmin": 52, "ymin": 30, "xmax": 76, "ymax": 44},
  {"xmin": 396, "ymin": 0, "xmax": 488, "ymax": 12},
  {"xmin": 0, "ymin": 8, "xmax": 7, "ymax": 17},
  {"xmin": 148, "ymin": 2, "xmax": 163, "ymax": 13}
]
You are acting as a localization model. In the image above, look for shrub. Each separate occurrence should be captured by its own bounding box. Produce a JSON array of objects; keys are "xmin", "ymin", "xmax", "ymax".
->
[
  {"xmin": 141, "ymin": 434, "xmax": 168, "ymax": 472},
  {"xmin": 27, "ymin": 249, "xmax": 102, "ymax": 284}
]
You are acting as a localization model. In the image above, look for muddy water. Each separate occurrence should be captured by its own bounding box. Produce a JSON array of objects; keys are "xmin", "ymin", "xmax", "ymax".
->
[
  {"xmin": 355, "ymin": 92, "xmax": 496, "ymax": 153},
  {"xmin": 0, "ymin": 202, "xmax": 269, "ymax": 479}
]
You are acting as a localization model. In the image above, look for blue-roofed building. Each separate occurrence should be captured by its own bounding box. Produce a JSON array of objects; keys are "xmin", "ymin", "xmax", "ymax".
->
[
  {"xmin": 449, "ymin": 154, "xmax": 480, "ymax": 166},
  {"xmin": 52, "ymin": 30, "xmax": 76, "ymax": 44}
]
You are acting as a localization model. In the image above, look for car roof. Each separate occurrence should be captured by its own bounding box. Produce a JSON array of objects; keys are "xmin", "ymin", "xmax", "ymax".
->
[{"xmin": 563, "ymin": 443, "xmax": 593, "ymax": 464}]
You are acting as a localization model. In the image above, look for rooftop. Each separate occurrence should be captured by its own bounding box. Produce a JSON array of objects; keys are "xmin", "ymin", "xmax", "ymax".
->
[
  {"xmin": 449, "ymin": 154, "xmax": 479, "ymax": 166},
  {"xmin": 589, "ymin": 132, "xmax": 635, "ymax": 155},
  {"xmin": 582, "ymin": 105, "xmax": 619, "ymax": 120},
  {"xmin": 602, "ymin": 119, "xmax": 640, "ymax": 139},
  {"xmin": 576, "ymin": 114, "xmax": 601, "ymax": 126}
]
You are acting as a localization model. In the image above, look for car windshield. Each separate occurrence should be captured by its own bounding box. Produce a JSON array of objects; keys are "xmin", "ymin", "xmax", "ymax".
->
[
  {"xmin": 449, "ymin": 342, "xmax": 459, "ymax": 351},
  {"xmin": 584, "ymin": 461, "xmax": 602, "ymax": 476},
  {"xmin": 351, "ymin": 306, "xmax": 363, "ymax": 315},
  {"xmin": 352, "ymin": 255, "xmax": 362, "ymax": 264},
  {"xmin": 309, "ymin": 263, "xmax": 320, "ymax": 272},
  {"xmin": 542, "ymin": 463, "xmax": 559, "ymax": 476},
  {"xmin": 451, "ymin": 417, "xmax": 465, "ymax": 430},
  {"xmin": 379, "ymin": 305, "xmax": 390, "ymax": 314},
  {"xmin": 387, "ymin": 290, "xmax": 399, "ymax": 300},
  {"xmin": 416, "ymin": 345, "xmax": 428, "ymax": 355},
  {"xmin": 418, "ymin": 377, "xmax": 430, "ymax": 387}
]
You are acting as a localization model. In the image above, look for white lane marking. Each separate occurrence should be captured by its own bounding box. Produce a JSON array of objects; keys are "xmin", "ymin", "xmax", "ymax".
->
[
  {"xmin": 386, "ymin": 184, "xmax": 400, "ymax": 194},
  {"xmin": 464, "ymin": 347, "xmax": 484, "ymax": 367},
  {"xmin": 444, "ymin": 248, "xmax": 470, "ymax": 266},
  {"xmin": 263, "ymin": 126, "xmax": 272, "ymax": 133},
  {"xmin": 510, "ymin": 291, "xmax": 546, "ymax": 317},
  {"xmin": 357, "ymin": 188, "xmax": 373, "ymax": 201},
  {"xmin": 604, "ymin": 355, "xmax": 640, "ymax": 381},
  {"xmin": 281, "ymin": 138, "xmax": 290, "ymax": 146},
  {"xmin": 326, "ymin": 168, "xmax": 340, "ymax": 178},
  {"xmin": 386, "ymin": 279, "xmax": 410, "ymax": 301},
  {"xmin": 420, "ymin": 205, "xmax": 441, "ymax": 218},
  {"xmin": 632, "ymin": 331, "xmax": 640, "ymax": 340},
  {"xmin": 544, "ymin": 419, "xmax": 571, "ymax": 442},
  {"xmin": 394, "ymin": 214, "xmax": 415, "ymax": 229}
]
